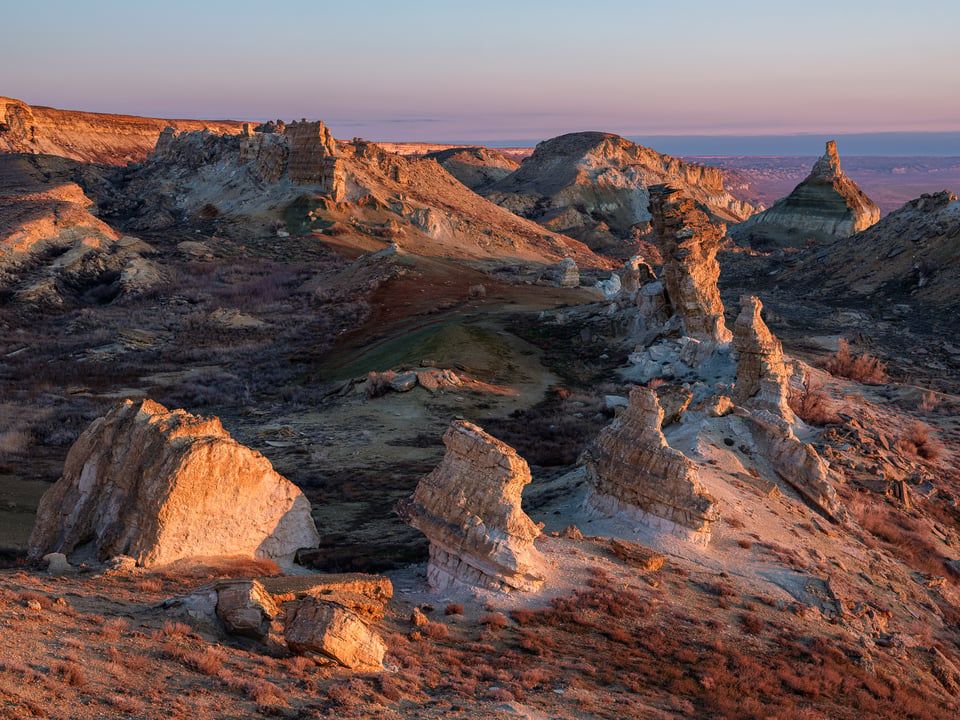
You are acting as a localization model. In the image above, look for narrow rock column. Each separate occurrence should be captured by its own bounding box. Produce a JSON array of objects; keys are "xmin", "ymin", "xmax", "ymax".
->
[
  {"xmin": 648, "ymin": 185, "xmax": 732, "ymax": 346},
  {"xmin": 732, "ymin": 295, "xmax": 795, "ymax": 422}
]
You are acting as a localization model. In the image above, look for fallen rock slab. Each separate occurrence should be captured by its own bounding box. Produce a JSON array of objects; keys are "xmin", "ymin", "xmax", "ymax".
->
[
  {"xmin": 609, "ymin": 539, "xmax": 666, "ymax": 571},
  {"xmin": 216, "ymin": 579, "xmax": 279, "ymax": 639},
  {"xmin": 285, "ymin": 597, "xmax": 386, "ymax": 670}
]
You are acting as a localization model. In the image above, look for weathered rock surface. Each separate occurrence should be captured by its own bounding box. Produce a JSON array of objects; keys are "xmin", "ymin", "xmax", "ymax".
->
[
  {"xmin": 215, "ymin": 579, "xmax": 279, "ymax": 639},
  {"xmin": 609, "ymin": 538, "xmax": 666, "ymax": 571},
  {"xmin": 28, "ymin": 399, "xmax": 320, "ymax": 566},
  {"xmin": 555, "ymin": 257, "xmax": 580, "ymax": 287},
  {"xmin": 744, "ymin": 410, "xmax": 848, "ymax": 524},
  {"xmin": 396, "ymin": 420, "xmax": 544, "ymax": 592},
  {"xmin": 648, "ymin": 185, "xmax": 732, "ymax": 346},
  {"xmin": 736, "ymin": 140, "xmax": 880, "ymax": 245},
  {"xmin": 0, "ymin": 154, "xmax": 159, "ymax": 304},
  {"xmin": 284, "ymin": 597, "xmax": 386, "ymax": 670},
  {"xmin": 425, "ymin": 146, "xmax": 520, "ymax": 191},
  {"xmin": 584, "ymin": 386, "xmax": 719, "ymax": 541},
  {"xmin": 484, "ymin": 132, "xmax": 754, "ymax": 251},
  {"xmin": 0, "ymin": 96, "xmax": 243, "ymax": 165},
  {"xmin": 262, "ymin": 573, "xmax": 392, "ymax": 621},
  {"xmin": 733, "ymin": 295, "xmax": 795, "ymax": 421}
]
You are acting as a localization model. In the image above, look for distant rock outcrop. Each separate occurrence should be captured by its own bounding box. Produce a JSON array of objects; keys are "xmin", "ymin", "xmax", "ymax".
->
[
  {"xmin": 28, "ymin": 399, "xmax": 320, "ymax": 566},
  {"xmin": 733, "ymin": 295, "xmax": 795, "ymax": 421},
  {"xmin": 649, "ymin": 185, "xmax": 732, "ymax": 347},
  {"xmin": 396, "ymin": 420, "xmax": 544, "ymax": 592},
  {"xmin": 425, "ymin": 146, "xmax": 520, "ymax": 191},
  {"xmin": 0, "ymin": 96, "xmax": 243, "ymax": 165},
  {"xmin": 584, "ymin": 386, "xmax": 720, "ymax": 542},
  {"xmin": 0, "ymin": 154, "xmax": 159, "ymax": 304},
  {"xmin": 736, "ymin": 140, "xmax": 880, "ymax": 246},
  {"xmin": 484, "ymin": 132, "xmax": 754, "ymax": 251},
  {"xmin": 555, "ymin": 257, "xmax": 580, "ymax": 287}
]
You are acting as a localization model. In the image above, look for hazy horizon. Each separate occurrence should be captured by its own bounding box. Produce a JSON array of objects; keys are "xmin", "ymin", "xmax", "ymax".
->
[{"xmin": 3, "ymin": 0, "xmax": 959, "ymax": 147}]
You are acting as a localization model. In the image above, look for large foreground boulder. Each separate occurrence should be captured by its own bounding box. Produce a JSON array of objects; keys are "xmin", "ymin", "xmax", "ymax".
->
[
  {"xmin": 28, "ymin": 399, "xmax": 320, "ymax": 566},
  {"xmin": 396, "ymin": 420, "xmax": 544, "ymax": 592}
]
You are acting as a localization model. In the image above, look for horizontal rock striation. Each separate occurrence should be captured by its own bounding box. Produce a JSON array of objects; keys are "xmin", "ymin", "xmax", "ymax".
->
[
  {"xmin": 738, "ymin": 140, "xmax": 880, "ymax": 244},
  {"xmin": 396, "ymin": 420, "xmax": 544, "ymax": 592},
  {"xmin": 584, "ymin": 386, "xmax": 719, "ymax": 541},
  {"xmin": 0, "ymin": 96, "xmax": 243, "ymax": 165},
  {"xmin": 28, "ymin": 399, "xmax": 320, "ymax": 566}
]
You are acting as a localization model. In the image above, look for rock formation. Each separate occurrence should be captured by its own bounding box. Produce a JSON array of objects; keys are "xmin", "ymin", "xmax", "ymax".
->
[
  {"xmin": 584, "ymin": 386, "xmax": 719, "ymax": 541},
  {"xmin": 425, "ymin": 146, "xmax": 520, "ymax": 191},
  {"xmin": 215, "ymin": 579, "xmax": 279, "ymax": 640},
  {"xmin": 28, "ymin": 399, "xmax": 320, "ymax": 566},
  {"xmin": 396, "ymin": 420, "xmax": 544, "ymax": 592},
  {"xmin": 737, "ymin": 140, "xmax": 880, "ymax": 245},
  {"xmin": 733, "ymin": 295, "xmax": 795, "ymax": 421},
  {"xmin": 0, "ymin": 96, "xmax": 243, "ymax": 165},
  {"xmin": 556, "ymin": 257, "xmax": 580, "ymax": 287},
  {"xmin": 285, "ymin": 597, "xmax": 386, "ymax": 670},
  {"xmin": 648, "ymin": 184, "xmax": 732, "ymax": 346},
  {"xmin": 0, "ymin": 154, "xmax": 159, "ymax": 304},
  {"xmin": 484, "ymin": 132, "xmax": 754, "ymax": 251},
  {"xmin": 743, "ymin": 411, "xmax": 849, "ymax": 524}
]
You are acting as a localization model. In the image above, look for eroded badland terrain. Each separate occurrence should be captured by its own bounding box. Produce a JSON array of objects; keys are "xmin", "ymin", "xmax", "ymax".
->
[{"xmin": 1, "ymin": 98, "xmax": 959, "ymax": 719}]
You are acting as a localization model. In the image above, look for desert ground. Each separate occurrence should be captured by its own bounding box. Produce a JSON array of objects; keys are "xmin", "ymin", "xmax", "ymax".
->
[{"xmin": 0, "ymin": 99, "xmax": 958, "ymax": 719}]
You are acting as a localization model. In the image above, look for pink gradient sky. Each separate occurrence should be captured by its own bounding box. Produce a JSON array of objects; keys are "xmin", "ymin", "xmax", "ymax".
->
[{"xmin": 2, "ymin": 0, "xmax": 958, "ymax": 143}]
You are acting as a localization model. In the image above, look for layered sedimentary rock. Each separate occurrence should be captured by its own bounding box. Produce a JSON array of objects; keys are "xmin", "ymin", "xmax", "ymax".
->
[
  {"xmin": 744, "ymin": 411, "xmax": 849, "ymax": 524},
  {"xmin": 649, "ymin": 185, "xmax": 732, "ymax": 345},
  {"xmin": 738, "ymin": 140, "xmax": 880, "ymax": 244},
  {"xmin": 0, "ymin": 96, "xmax": 243, "ymax": 165},
  {"xmin": 584, "ymin": 386, "xmax": 719, "ymax": 541},
  {"xmin": 733, "ymin": 295, "xmax": 795, "ymax": 421},
  {"xmin": 396, "ymin": 420, "xmax": 544, "ymax": 592},
  {"xmin": 285, "ymin": 598, "xmax": 386, "ymax": 670},
  {"xmin": 284, "ymin": 120, "xmax": 345, "ymax": 200},
  {"xmin": 28, "ymin": 399, "xmax": 320, "ymax": 566},
  {"xmin": 485, "ymin": 132, "xmax": 754, "ymax": 252}
]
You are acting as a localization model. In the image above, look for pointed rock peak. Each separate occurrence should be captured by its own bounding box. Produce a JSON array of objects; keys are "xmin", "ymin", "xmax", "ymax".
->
[{"xmin": 809, "ymin": 140, "xmax": 842, "ymax": 180}]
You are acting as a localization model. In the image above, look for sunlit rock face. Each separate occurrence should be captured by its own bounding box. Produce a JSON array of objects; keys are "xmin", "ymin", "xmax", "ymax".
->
[
  {"xmin": 732, "ymin": 294, "xmax": 795, "ymax": 422},
  {"xmin": 484, "ymin": 132, "xmax": 754, "ymax": 251},
  {"xmin": 648, "ymin": 184, "xmax": 732, "ymax": 347},
  {"xmin": 396, "ymin": 420, "xmax": 544, "ymax": 592},
  {"xmin": 583, "ymin": 386, "xmax": 719, "ymax": 542},
  {"xmin": 28, "ymin": 399, "xmax": 320, "ymax": 566},
  {"xmin": 738, "ymin": 140, "xmax": 880, "ymax": 244}
]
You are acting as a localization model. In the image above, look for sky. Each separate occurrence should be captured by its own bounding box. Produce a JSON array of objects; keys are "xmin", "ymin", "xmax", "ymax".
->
[{"xmin": 2, "ymin": 0, "xmax": 959, "ymax": 145}]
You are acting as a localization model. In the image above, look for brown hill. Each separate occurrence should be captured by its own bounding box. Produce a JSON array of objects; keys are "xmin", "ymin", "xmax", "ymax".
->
[
  {"xmin": 423, "ymin": 146, "xmax": 520, "ymax": 191},
  {"xmin": 0, "ymin": 96, "xmax": 244, "ymax": 165}
]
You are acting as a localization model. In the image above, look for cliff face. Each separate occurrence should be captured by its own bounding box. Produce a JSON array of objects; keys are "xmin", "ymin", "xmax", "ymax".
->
[
  {"xmin": 483, "ymin": 132, "xmax": 754, "ymax": 251},
  {"xmin": 736, "ymin": 140, "xmax": 880, "ymax": 246},
  {"xmin": 0, "ymin": 96, "xmax": 244, "ymax": 165}
]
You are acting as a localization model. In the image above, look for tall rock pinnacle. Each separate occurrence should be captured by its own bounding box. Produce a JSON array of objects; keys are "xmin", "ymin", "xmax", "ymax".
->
[{"xmin": 736, "ymin": 140, "xmax": 880, "ymax": 245}]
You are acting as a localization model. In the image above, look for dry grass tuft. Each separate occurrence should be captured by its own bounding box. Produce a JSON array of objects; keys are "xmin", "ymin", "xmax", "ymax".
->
[
  {"xmin": 826, "ymin": 339, "xmax": 887, "ymax": 384},
  {"xmin": 789, "ymin": 378, "xmax": 840, "ymax": 426},
  {"xmin": 895, "ymin": 422, "xmax": 945, "ymax": 462}
]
